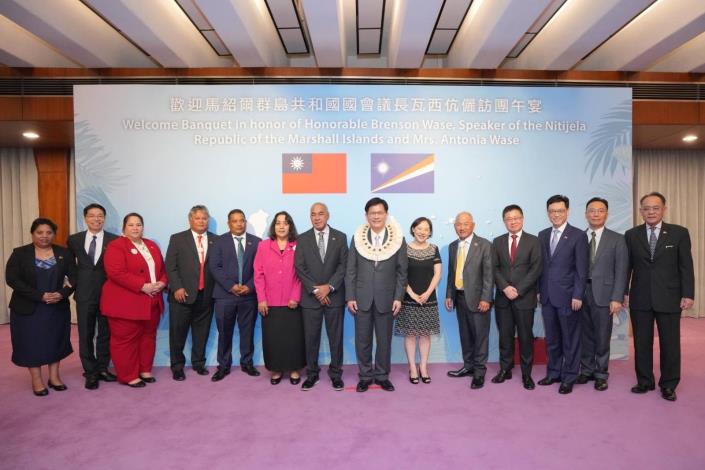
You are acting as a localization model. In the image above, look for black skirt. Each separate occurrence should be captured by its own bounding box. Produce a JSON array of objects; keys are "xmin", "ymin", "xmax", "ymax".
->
[{"xmin": 262, "ymin": 306, "xmax": 305, "ymax": 372}]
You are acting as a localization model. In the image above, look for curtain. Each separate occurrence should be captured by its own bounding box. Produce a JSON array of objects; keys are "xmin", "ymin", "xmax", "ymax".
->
[
  {"xmin": 634, "ymin": 149, "xmax": 704, "ymax": 318},
  {"xmin": 0, "ymin": 148, "xmax": 40, "ymax": 324}
]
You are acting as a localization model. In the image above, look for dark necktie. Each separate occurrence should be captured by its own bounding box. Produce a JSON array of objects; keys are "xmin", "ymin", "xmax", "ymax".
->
[
  {"xmin": 589, "ymin": 231, "xmax": 597, "ymax": 276},
  {"xmin": 318, "ymin": 231, "xmax": 325, "ymax": 262},
  {"xmin": 235, "ymin": 236, "xmax": 244, "ymax": 284},
  {"xmin": 649, "ymin": 226, "xmax": 657, "ymax": 260},
  {"xmin": 88, "ymin": 235, "xmax": 97, "ymax": 265},
  {"xmin": 509, "ymin": 234, "xmax": 517, "ymax": 264}
]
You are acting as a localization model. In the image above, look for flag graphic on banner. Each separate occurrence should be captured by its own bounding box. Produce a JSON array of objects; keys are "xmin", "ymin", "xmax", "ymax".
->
[
  {"xmin": 282, "ymin": 153, "xmax": 347, "ymax": 193},
  {"xmin": 370, "ymin": 153, "xmax": 435, "ymax": 193}
]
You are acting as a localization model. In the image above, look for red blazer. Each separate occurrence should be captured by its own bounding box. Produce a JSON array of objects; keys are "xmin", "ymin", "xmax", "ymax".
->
[{"xmin": 100, "ymin": 236, "xmax": 167, "ymax": 320}]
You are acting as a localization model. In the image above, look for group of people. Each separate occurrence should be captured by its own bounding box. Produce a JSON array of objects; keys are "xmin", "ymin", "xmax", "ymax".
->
[{"xmin": 4, "ymin": 192, "xmax": 694, "ymax": 401}]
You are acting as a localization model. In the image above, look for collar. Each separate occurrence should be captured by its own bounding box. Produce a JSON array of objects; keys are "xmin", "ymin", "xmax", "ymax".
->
[{"xmin": 553, "ymin": 222, "xmax": 568, "ymax": 233}]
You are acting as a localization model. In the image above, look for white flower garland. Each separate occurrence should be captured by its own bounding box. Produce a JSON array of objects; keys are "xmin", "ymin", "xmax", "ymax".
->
[{"xmin": 353, "ymin": 217, "xmax": 403, "ymax": 263}]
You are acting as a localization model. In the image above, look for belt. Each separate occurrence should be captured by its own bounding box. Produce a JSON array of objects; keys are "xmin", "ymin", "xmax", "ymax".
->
[
  {"xmin": 456, "ymin": 290, "xmax": 464, "ymax": 295},
  {"xmin": 586, "ymin": 279, "xmax": 592, "ymax": 284}
]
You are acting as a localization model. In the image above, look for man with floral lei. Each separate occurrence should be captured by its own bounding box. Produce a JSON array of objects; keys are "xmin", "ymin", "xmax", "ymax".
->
[{"xmin": 345, "ymin": 197, "xmax": 408, "ymax": 393}]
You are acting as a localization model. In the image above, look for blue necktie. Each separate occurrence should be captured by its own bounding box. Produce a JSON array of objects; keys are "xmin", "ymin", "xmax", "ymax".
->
[
  {"xmin": 550, "ymin": 229, "xmax": 559, "ymax": 256},
  {"xmin": 235, "ymin": 236, "xmax": 244, "ymax": 284}
]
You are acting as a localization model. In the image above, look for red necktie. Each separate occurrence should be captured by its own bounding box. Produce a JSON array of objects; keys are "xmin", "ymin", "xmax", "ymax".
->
[
  {"xmin": 197, "ymin": 235, "xmax": 205, "ymax": 290},
  {"xmin": 509, "ymin": 234, "xmax": 517, "ymax": 264}
]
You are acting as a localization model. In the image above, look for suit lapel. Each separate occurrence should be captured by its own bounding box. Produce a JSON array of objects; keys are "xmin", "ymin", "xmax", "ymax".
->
[
  {"xmin": 637, "ymin": 224, "xmax": 651, "ymax": 255},
  {"xmin": 654, "ymin": 223, "xmax": 670, "ymax": 257}
]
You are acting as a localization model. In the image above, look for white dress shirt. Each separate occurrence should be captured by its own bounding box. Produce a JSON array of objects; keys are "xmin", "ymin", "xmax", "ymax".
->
[{"xmin": 84, "ymin": 230, "xmax": 105, "ymax": 263}]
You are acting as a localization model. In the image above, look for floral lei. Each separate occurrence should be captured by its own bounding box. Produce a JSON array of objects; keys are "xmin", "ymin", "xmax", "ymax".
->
[{"xmin": 353, "ymin": 218, "xmax": 403, "ymax": 263}]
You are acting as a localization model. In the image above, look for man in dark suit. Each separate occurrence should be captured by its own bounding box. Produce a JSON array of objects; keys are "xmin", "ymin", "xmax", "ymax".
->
[
  {"xmin": 165, "ymin": 205, "xmax": 216, "ymax": 381},
  {"xmin": 295, "ymin": 202, "xmax": 348, "ymax": 391},
  {"xmin": 538, "ymin": 194, "xmax": 589, "ymax": 394},
  {"xmin": 577, "ymin": 197, "xmax": 628, "ymax": 391},
  {"xmin": 445, "ymin": 211, "xmax": 494, "ymax": 389},
  {"xmin": 491, "ymin": 204, "xmax": 542, "ymax": 390},
  {"xmin": 625, "ymin": 191, "xmax": 694, "ymax": 402},
  {"xmin": 345, "ymin": 197, "xmax": 407, "ymax": 392},
  {"xmin": 208, "ymin": 209, "xmax": 261, "ymax": 382},
  {"xmin": 66, "ymin": 203, "xmax": 119, "ymax": 390}
]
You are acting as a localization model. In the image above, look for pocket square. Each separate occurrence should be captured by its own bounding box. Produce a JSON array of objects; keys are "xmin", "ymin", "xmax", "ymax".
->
[{"xmin": 665, "ymin": 245, "xmax": 674, "ymax": 249}]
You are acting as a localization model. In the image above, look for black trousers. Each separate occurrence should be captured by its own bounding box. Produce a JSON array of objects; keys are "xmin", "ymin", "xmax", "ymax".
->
[
  {"xmin": 214, "ymin": 298, "xmax": 257, "ymax": 371},
  {"xmin": 168, "ymin": 290, "xmax": 214, "ymax": 371},
  {"xmin": 580, "ymin": 285, "xmax": 613, "ymax": 380},
  {"xmin": 355, "ymin": 302, "xmax": 393, "ymax": 381},
  {"xmin": 76, "ymin": 300, "xmax": 111, "ymax": 377},
  {"xmin": 455, "ymin": 292, "xmax": 490, "ymax": 378},
  {"xmin": 630, "ymin": 308, "xmax": 681, "ymax": 390},
  {"xmin": 495, "ymin": 302, "xmax": 535, "ymax": 377},
  {"xmin": 302, "ymin": 305, "xmax": 344, "ymax": 379}
]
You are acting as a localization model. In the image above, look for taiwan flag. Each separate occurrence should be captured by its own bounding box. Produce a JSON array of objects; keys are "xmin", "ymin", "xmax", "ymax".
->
[{"xmin": 282, "ymin": 153, "xmax": 347, "ymax": 193}]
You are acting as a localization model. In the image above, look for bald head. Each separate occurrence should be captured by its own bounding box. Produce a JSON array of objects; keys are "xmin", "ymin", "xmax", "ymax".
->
[
  {"xmin": 310, "ymin": 202, "xmax": 330, "ymax": 231},
  {"xmin": 454, "ymin": 211, "xmax": 475, "ymax": 240}
]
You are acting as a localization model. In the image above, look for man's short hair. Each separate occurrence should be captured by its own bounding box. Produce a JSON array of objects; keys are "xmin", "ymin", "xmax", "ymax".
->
[
  {"xmin": 227, "ymin": 209, "xmax": 245, "ymax": 219},
  {"xmin": 502, "ymin": 204, "xmax": 523, "ymax": 218},
  {"xmin": 365, "ymin": 197, "xmax": 388, "ymax": 213},
  {"xmin": 585, "ymin": 197, "xmax": 608, "ymax": 210},
  {"xmin": 546, "ymin": 194, "xmax": 569, "ymax": 209},
  {"xmin": 639, "ymin": 191, "xmax": 666, "ymax": 206},
  {"xmin": 83, "ymin": 203, "xmax": 106, "ymax": 217},
  {"xmin": 188, "ymin": 205, "xmax": 210, "ymax": 218}
]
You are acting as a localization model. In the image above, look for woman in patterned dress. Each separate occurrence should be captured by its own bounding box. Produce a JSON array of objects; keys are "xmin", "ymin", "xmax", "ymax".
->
[{"xmin": 394, "ymin": 217, "xmax": 442, "ymax": 384}]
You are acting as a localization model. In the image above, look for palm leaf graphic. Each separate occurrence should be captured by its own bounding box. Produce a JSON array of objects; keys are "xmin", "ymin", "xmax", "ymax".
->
[{"xmin": 584, "ymin": 100, "xmax": 632, "ymax": 182}]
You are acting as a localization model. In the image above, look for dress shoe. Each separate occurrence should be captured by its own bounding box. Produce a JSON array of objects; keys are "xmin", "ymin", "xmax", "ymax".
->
[
  {"xmin": 271, "ymin": 375, "xmax": 282, "ymax": 385},
  {"xmin": 33, "ymin": 388, "xmax": 49, "ymax": 397},
  {"xmin": 301, "ymin": 376, "xmax": 319, "ymax": 390},
  {"xmin": 356, "ymin": 380, "xmax": 371, "ymax": 392},
  {"xmin": 661, "ymin": 388, "xmax": 677, "ymax": 402},
  {"xmin": 290, "ymin": 375, "xmax": 301, "ymax": 385},
  {"xmin": 447, "ymin": 367, "xmax": 473, "ymax": 378},
  {"xmin": 631, "ymin": 384, "xmax": 655, "ymax": 394},
  {"xmin": 194, "ymin": 367, "xmax": 209, "ymax": 376},
  {"xmin": 241, "ymin": 365, "xmax": 261, "ymax": 377},
  {"xmin": 125, "ymin": 380, "xmax": 146, "ymax": 388},
  {"xmin": 420, "ymin": 373, "xmax": 431, "ymax": 384},
  {"xmin": 522, "ymin": 376, "xmax": 535, "ymax": 390},
  {"xmin": 332, "ymin": 378, "xmax": 345, "ymax": 391},
  {"xmin": 491, "ymin": 369, "xmax": 512, "ymax": 384},
  {"xmin": 85, "ymin": 376, "xmax": 100, "ymax": 390},
  {"xmin": 139, "ymin": 375, "xmax": 156, "ymax": 383},
  {"xmin": 576, "ymin": 374, "xmax": 594, "ymax": 384},
  {"xmin": 173, "ymin": 369, "xmax": 186, "ymax": 381},
  {"xmin": 538, "ymin": 377, "xmax": 560, "ymax": 386},
  {"xmin": 470, "ymin": 377, "xmax": 485, "ymax": 389},
  {"xmin": 211, "ymin": 369, "xmax": 230, "ymax": 382},
  {"xmin": 48, "ymin": 381, "xmax": 68, "ymax": 391},
  {"xmin": 409, "ymin": 368, "xmax": 419, "ymax": 385},
  {"xmin": 374, "ymin": 379, "xmax": 395, "ymax": 391},
  {"xmin": 594, "ymin": 379, "xmax": 608, "ymax": 391},
  {"xmin": 558, "ymin": 382, "xmax": 573, "ymax": 394},
  {"xmin": 97, "ymin": 371, "xmax": 117, "ymax": 382}
]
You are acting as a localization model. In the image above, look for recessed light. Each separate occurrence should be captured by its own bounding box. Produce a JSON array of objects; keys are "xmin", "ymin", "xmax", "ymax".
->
[
  {"xmin": 682, "ymin": 134, "xmax": 698, "ymax": 143},
  {"xmin": 22, "ymin": 131, "xmax": 39, "ymax": 139}
]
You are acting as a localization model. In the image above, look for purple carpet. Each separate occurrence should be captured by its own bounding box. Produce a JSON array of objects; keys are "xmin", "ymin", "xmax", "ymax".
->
[{"xmin": 1, "ymin": 319, "xmax": 704, "ymax": 470}]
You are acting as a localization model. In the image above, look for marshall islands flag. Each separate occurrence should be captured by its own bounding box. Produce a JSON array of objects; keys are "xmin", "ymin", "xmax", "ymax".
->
[
  {"xmin": 370, "ymin": 153, "xmax": 435, "ymax": 193},
  {"xmin": 282, "ymin": 153, "xmax": 347, "ymax": 193}
]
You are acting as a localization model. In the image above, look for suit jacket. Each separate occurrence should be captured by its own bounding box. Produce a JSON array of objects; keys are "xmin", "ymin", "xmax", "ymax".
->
[
  {"xmin": 100, "ymin": 237, "xmax": 167, "ymax": 321},
  {"xmin": 445, "ymin": 235, "xmax": 494, "ymax": 311},
  {"xmin": 66, "ymin": 230, "xmax": 119, "ymax": 303},
  {"xmin": 492, "ymin": 232, "xmax": 542, "ymax": 309},
  {"xmin": 587, "ymin": 227, "xmax": 628, "ymax": 307},
  {"xmin": 5, "ymin": 244, "xmax": 76, "ymax": 315},
  {"xmin": 294, "ymin": 226, "xmax": 348, "ymax": 308},
  {"xmin": 209, "ymin": 232, "xmax": 260, "ymax": 301},
  {"xmin": 345, "ymin": 231, "xmax": 408, "ymax": 313},
  {"xmin": 253, "ymin": 239, "xmax": 301, "ymax": 306},
  {"xmin": 165, "ymin": 229, "xmax": 216, "ymax": 304},
  {"xmin": 538, "ymin": 223, "xmax": 589, "ymax": 308},
  {"xmin": 625, "ymin": 222, "xmax": 694, "ymax": 312}
]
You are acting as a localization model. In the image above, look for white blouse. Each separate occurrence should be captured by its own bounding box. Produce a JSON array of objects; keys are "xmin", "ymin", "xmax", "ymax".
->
[{"xmin": 132, "ymin": 240, "xmax": 156, "ymax": 283}]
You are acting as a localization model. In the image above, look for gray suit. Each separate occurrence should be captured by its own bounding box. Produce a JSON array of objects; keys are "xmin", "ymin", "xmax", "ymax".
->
[
  {"xmin": 345, "ymin": 230, "xmax": 407, "ymax": 381},
  {"xmin": 580, "ymin": 227, "xmax": 628, "ymax": 379},
  {"xmin": 294, "ymin": 226, "xmax": 348, "ymax": 379},
  {"xmin": 445, "ymin": 235, "xmax": 494, "ymax": 378}
]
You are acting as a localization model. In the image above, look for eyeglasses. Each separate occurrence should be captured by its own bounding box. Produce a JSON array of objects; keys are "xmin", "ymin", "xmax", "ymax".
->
[
  {"xmin": 503, "ymin": 217, "xmax": 523, "ymax": 222},
  {"xmin": 586, "ymin": 209, "xmax": 606, "ymax": 214},
  {"xmin": 640, "ymin": 206, "xmax": 663, "ymax": 212},
  {"xmin": 548, "ymin": 209, "xmax": 566, "ymax": 214}
]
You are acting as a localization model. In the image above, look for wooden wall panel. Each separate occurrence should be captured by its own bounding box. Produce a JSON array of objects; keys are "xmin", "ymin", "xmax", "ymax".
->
[
  {"xmin": 22, "ymin": 97, "xmax": 73, "ymax": 121},
  {"xmin": 633, "ymin": 101, "xmax": 702, "ymax": 125},
  {"xmin": 35, "ymin": 149, "xmax": 70, "ymax": 246}
]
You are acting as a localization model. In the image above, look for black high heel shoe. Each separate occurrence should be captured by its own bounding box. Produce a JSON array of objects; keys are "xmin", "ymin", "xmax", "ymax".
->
[
  {"xmin": 48, "ymin": 381, "xmax": 68, "ymax": 391},
  {"xmin": 139, "ymin": 375, "xmax": 156, "ymax": 383},
  {"xmin": 290, "ymin": 374, "xmax": 301, "ymax": 385},
  {"xmin": 271, "ymin": 374, "xmax": 282, "ymax": 385},
  {"xmin": 409, "ymin": 367, "xmax": 419, "ymax": 385},
  {"xmin": 419, "ymin": 366, "xmax": 431, "ymax": 384},
  {"xmin": 33, "ymin": 388, "xmax": 49, "ymax": 396}
]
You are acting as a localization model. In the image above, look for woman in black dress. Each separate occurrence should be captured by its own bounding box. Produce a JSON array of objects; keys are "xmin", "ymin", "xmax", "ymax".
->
[
  {"xmin": 394, "ymin": 217, "xmax": 442, "ymax": 384},
  {"xmin": 5, "ymin": 218, "xmax": 76, "ymax": 396}
]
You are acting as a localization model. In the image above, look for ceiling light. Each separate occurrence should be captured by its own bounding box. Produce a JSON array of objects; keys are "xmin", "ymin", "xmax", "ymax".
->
[
  {"xmin": 682, "ymin": 135, "xmax": 698, "ymax": 143},
  {"xmin": 22, "ymin": 131, "xmax": 39, "ymax": 139}
]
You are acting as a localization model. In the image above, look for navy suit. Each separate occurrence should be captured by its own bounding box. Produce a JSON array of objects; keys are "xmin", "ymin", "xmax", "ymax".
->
[
  {"xmin": 538, "ymin": 223, "xmax": 589, "ymax": 384},
  {"xmin": 208, "ymin": 232, "xmax": 261, "ymax": 371}
]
